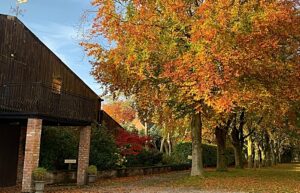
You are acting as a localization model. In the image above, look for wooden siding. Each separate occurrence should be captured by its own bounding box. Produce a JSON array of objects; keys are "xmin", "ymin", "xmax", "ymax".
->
[{"xmin": 0, "ymin": 15, "xmax": 100, "ymax": 122}]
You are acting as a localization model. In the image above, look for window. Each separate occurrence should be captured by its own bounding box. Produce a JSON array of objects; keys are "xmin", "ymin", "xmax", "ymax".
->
[{"xmin": 52, "ymin": 77, "xmax": 62, "ymax": 94}]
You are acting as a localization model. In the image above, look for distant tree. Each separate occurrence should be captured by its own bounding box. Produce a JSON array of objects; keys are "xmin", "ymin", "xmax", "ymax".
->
[{"xmin": 103, "ymin": 100, "xmax": 136, "ymax": 125}]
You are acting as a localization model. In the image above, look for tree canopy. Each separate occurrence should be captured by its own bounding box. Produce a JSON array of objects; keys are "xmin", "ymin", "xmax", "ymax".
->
[
  {"xmin": 82, "ymin": 0, "xmax": 300, "ymax": 175},
  {"xmin": 83, "ymin": 0, "xmax": 299, "ymax": 118}
]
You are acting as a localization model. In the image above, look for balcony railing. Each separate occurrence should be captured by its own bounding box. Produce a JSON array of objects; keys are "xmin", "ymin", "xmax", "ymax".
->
[{"xmin": 0, "ymin": 83, "xmax": 98, "ymax": 122}]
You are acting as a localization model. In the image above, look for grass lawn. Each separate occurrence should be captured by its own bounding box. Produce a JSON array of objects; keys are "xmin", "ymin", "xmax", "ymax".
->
[
  {"xmin": 93, "ymin": 163, "xmax": 300, "ymax": 193},
  {"xmin": 2, "ymin": 163, "xmax": 299, "ymax": 193},
  {"xmin": 167, "ymin": 163, "xmax": 300, "ymax": 193}
]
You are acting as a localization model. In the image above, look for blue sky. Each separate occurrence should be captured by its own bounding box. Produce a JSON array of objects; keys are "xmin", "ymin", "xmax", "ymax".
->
[{"xmin": 0, "ymin": 0, "xmax": 103, "ymax": 94}]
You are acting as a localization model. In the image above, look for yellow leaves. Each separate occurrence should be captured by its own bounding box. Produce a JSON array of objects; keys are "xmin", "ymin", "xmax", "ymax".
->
[{"xmin": 82, "ymin": 0, "xmax": 300, "ymax": 127}]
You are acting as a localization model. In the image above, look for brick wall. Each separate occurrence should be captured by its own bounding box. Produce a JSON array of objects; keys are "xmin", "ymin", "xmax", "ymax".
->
[
  {"xmin": 77, "ymin": 125, "xmax": 91, "ymax": 185},
  {"xmin": 21, "ymin": 119, "xmax": 42, "ymax": 193}
]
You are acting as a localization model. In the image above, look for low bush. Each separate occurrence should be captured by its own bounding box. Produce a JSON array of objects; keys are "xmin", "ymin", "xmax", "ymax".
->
[
  {"xmin": 87, "ymin": 165, "xmax": 98, "ymax": 175},
  {"xmin": 162, "ymin": 154, "xmax": 179, "ymax": 165},
  {"xmin": 32, "ymin": 167, "xmax": 47, "ymax": 181},
  {"xmin": 126, "ymin": 149, "xmax": 163, "ymax": 167}
]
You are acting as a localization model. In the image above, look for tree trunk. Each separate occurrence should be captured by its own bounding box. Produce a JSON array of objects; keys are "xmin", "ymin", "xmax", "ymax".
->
[
  {"xmin": 164, "ymin": 141, "xmax": 169, "ymax": 154},
  {"xmin": 231, "ymin": 126, "xmax": 244, "ymax": 169},
  {"xmin": 233, "ymin": 145, "xmax": 243, "ymax": 169},
  {"xmin": 258, "ymin": 147, "xmax": 262, "ymax": 168},
  {"xmin": 254, "ymin": 142, "xmax": 260, "ymax": 169},
  {"xmin": 144, "ymin": 122, "xmax": 149, "ymax": 150},
  {"xmin": 231, "ymin": 111, "xmax": 245, "ymax": 169},
  {"xmin": 167, "ymin": 133, "xmax": 172, "ymax": 156},
  {"xmin": 215, "ymin": 126, "xmax": 228, "ymax": 171},
  {"xmin": 261, "ymin": 148, "xmax": 266, "ymax": 167},
  {"xmin": 160, "ymin": 137, "xmax": 165, "ymax": 153},
  {"xmin": 191, "ymin": 112, "xmax": 204, "ymax": 177},
  {"xmin": 264, "ymin": 133, "xmax": 271, "ymax": 167},
  {"xmin": 275, "ymin": 140, "xmax": 280, "ymax": 164},
  {"xmin": 144, "ymin": 122, "xmax": 148, "ymax": 135},
  {"xmin": 265, "ymin": 150, "xmax": 271, "ymax": 167},
  {"xmin": 270, "ymin": 140, "xmax": 276, "ymax": 166},
  {"xmin": 247, "ymin": 136, "xmax": 253, "ymax": 168}
]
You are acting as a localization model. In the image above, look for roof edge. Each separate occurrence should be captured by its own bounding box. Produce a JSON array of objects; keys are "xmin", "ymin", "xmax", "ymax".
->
[{"xmin": 0, "ymin": 13, "xmax": 102, "ymax": 100}]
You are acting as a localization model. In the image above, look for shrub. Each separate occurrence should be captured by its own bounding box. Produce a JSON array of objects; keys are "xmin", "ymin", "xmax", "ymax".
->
[
  {"xmin": 90, "ymin": 126, "xmax": 119, "ymax": 170},
  {"xmin": 172, "ymin": 142, "xmax": 193, "ymax": 164},
  {"xmin": 126, "ymin": 149, "xmax": 163, "ymax": 167},
  {"xmin": 32, "ymin": 167, "xmax": 47, "ymax": 181},
  {"xmin": 162, "ymin": 154, "xmax": 179, "ymax": 165},
  {"xmin": 40, "ymin": 127, "xmax": 79, "ymax": 170},
  {"xmin": 86, "ymin": 165, "xmax": 97, "ymax": 175},
  {"xmin": 116, "ymin": 128, "xmax": 150, "ymax": 156},
  {"xmin": 202, "ymin": 144, "xmax": 217, "ymax": 166}
]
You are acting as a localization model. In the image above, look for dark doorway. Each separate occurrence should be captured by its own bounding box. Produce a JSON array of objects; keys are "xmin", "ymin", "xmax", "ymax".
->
[{"xmin": 0, "ymin": 124, "xmax": 21, "ymax": 187}]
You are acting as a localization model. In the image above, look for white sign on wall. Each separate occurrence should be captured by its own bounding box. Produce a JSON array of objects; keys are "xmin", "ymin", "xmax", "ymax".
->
[{"xmin": 64, "ymin": 159, "xmax": 77, "ymax": 164}]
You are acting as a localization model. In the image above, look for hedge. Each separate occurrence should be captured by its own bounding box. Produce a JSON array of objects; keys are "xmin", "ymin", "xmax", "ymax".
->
[
  {"xmin": 170, "ymin": 142, "xmax": 235, "ymax": 167},
  {"xmin": 89, "ymin": 126, "xmax": 120, "ymax": 170},
  {"xmin": 39, "ymin": 126, "xmax": 162, "ymax": 171},
  {"xmin": 125, "ymin": 149, "xmax": 163, "ymax": 167},
  {"xmin": 40, "ymin": 126, "xmax": 119, "ymax": 171},
  {"xmin": 40, "ymin": 127, "xmax": 79, "ymax": 170}
]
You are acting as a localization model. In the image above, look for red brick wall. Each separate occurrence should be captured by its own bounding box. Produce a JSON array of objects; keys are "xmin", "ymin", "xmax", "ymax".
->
[
  {"xmin": 21, "ymin": 119, "xmax": 42, "ymax": 193},
  {"xmin": 77, "ymin": 125, "xmax": 91, "ymax": 185}
]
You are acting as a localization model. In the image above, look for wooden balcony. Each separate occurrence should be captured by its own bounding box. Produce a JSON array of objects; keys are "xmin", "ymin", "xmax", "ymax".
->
[{"xmin": 0, "ymin": 82, "xmax": 100, "ymax": 124}]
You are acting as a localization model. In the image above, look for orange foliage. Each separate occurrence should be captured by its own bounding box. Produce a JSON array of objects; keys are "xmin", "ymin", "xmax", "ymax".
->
[
  {"xmin": 83, "ymin": 0, "xmax": 300, "ymax": 127},
  {"xmin": 103, "ymin": 101, "xmax": 136, "ymax": 125}
]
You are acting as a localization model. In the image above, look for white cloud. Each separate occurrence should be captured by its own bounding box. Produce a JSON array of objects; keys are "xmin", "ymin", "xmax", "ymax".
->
[
  {"xmin": 28, "ymin": 21, "xmax": 77, "ymax": 41},
  {"xmin": 26, "ymin": 21, "xmax": 81, "ymax": 60}
]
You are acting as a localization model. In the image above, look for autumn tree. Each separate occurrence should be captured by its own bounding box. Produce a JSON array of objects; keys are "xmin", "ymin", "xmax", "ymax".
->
[
  {"xmin": 116, "ymin": 128, "xmax": 149, "ymax": 156},
  {"xmin": 82, "ymin": 0, "xmax": 300, "ymax": 176},
  {"xmin": 151, "ymin": 103, "xmax": 190, "ymax": 155},
  {"xmin": 103, "ymin": 100, "xmax": 136, "ymax": 125}
]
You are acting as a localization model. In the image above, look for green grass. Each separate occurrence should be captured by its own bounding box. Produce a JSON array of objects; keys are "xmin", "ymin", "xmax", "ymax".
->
[
  {"xmin": 97, "ymin": 163, "xmax": 300, "ymax": 192},
  {"xmin": 42, "ymin": 163, "xmax": 300, "ymax": 193},
  {"xmin": 171, "ymin": 163, "xmax": 300, "ymax": 193}
]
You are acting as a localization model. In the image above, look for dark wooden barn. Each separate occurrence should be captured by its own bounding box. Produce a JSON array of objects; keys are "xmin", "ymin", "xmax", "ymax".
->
[{"xmin": 0, "ymin": 14, "xmax": 101, "ymax": 192}]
